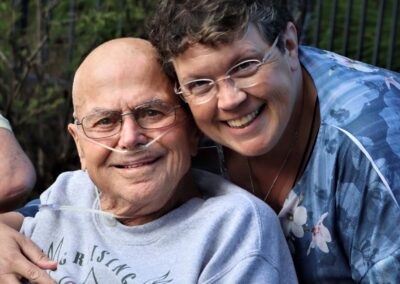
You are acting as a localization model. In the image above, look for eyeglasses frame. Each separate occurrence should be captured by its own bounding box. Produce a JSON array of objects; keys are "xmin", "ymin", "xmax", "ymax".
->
[
  {"xmin": 174, "ymin": 34, "xmax": 281, "ymax": 105},
  {"xmin": 74, "ymin": 101, "xmax": 182, "ymax": 139}
]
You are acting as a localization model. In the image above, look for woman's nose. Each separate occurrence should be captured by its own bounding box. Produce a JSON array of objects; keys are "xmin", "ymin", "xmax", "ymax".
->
[{"xmin": 216, "ymin": 79, "xmax": 247, "ymax": 110}]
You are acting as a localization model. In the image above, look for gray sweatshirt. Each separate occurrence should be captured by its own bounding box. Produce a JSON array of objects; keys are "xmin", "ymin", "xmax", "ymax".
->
[{"xmin": 21, "ymin": 169, "xmax": 297, "ymax": 283}]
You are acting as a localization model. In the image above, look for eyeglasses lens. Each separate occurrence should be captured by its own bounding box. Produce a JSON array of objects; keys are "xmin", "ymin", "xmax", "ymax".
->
[{"xmin": 81, "ymin": 101, "xmax": 177, "ymax": 139}]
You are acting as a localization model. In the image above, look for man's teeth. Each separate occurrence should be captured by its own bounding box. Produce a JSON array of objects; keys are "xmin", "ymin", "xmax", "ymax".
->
[
  {"xmin": 227, "ymin": 109, "xmax": 259, "ymax": 128},
  {"xmin": 124, "ymin": 165, "xmax": 139, "ymax": 168}
]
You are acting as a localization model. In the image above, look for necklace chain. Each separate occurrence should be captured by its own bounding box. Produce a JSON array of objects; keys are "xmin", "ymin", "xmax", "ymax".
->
[
  {"xmin": 245, "ymin": 93, "xmax": 319, "ymax": 203},
  {"xmin": 246, "ymin": 131, "xmax": 298, "ymax": 201}
]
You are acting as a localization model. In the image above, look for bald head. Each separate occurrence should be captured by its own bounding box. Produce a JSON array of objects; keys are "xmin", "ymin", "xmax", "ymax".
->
[{"xmin": 72, "ymin": 38, "xmax": 170, "ymax": 116}]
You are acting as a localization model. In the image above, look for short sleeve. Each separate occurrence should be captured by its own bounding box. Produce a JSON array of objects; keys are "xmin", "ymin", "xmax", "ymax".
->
[
  {"xmin": 15, "ymin": 199, "xmax": 40, "ymax": 217},
  {"xmin": 0, "ymin": 114, "xmax": 12, "ymax": 131}
]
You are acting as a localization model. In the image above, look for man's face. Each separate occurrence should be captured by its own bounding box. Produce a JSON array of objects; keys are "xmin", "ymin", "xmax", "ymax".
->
[
  {"xmin": 68, "ymin": 40, "xmax": 198, "ymax": 220},
  {"xmin": 172, "ymin": 24, "xmax": 302, "ymax": 156}
]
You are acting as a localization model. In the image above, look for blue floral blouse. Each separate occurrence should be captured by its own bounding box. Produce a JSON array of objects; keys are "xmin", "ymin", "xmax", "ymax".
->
[{"xmin": 277, "ymin": 46, "xmax": 400, "ymax": 283}]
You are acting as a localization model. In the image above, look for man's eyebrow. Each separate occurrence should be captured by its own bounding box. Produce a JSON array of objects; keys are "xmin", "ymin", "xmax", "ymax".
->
[
  {"xmin": 84, "ymin": 98, "xmax": 167, "ymax": 115},
  {"xmin": 88, "ymin": 107, "xmax": 117, "ymax": 114},
  {"xmin": 140, "ymin": 98, "xmax": 166, "ymax": 105},
  {"xmin": 133, "ymin": 98, "xmax": 172, "ymax": 109}
]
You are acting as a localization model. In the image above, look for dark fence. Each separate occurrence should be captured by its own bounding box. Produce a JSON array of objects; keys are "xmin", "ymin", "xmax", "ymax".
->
[{"xmin": 299, "ymin": 0, "xmax": 399, "ymax": 71}]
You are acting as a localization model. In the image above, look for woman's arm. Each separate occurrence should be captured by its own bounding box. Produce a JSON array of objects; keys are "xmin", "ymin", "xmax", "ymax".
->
[
  {"xmin": 0, "ymin": 127, "xmax": 36, "ymax": 212},
  {"xmin": 0, "ymin": 212, "xmax": 57, "ymax": 284},
  {"xmin": 0, "ymin": 212, "xmax": 25, "ymax": 229}
]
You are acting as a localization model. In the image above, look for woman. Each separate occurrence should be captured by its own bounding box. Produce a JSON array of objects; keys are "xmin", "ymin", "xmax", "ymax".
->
[{"xmin": 148, "ymin": 0, "xmax": 400, "ymax": 282}]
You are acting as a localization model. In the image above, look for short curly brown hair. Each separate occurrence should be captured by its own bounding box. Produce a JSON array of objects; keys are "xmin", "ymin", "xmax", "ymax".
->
[{"xmin": 148, "ymin": 0, "xmax": 294, "ymax": 78}]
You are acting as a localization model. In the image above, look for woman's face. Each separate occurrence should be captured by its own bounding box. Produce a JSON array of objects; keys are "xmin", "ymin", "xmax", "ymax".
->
[{"xmin": 172, "ymin": 23, "xmax": 302, "ymax": 156}]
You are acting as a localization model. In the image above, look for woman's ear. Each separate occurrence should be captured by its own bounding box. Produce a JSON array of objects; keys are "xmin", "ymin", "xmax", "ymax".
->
[
  {"xmin": 282, "ymin": 22, "xmax": 300, "ymax": 71},
  {"xmin": 68, "ymin": 123, "xmax": 87, "ymax": 170}
]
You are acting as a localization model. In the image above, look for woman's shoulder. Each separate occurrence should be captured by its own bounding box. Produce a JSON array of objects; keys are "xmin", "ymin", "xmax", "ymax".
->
[
  {"xmin": 300, "ymin": 46, "xmax": 400, "ymax": 129},
  {"xmin": 299, "ymin": 48, "xmax": 400, "ymax": 200}
]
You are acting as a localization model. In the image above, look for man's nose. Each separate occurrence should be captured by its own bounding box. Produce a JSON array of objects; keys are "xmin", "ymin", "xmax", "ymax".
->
[
  {"xmin": 216, "ymin": 78, "xmax": 247, "ymax": 110},
  {"xmin": 116, "ymin": 116, "xmax": 148, "ymax": 150}
]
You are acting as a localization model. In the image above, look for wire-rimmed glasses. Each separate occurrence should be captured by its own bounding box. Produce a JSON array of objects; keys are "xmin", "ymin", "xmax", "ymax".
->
[
  {"xmin": 75, "ymin": 100, "xmax": 181, "ymax": 139},
  {"xmin": 174, "ymin": 35, "xmax": 280, "ymax": 105}
]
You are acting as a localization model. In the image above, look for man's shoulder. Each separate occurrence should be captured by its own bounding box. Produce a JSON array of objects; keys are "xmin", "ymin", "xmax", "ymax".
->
[
  {"xmin": 48, "ymin": 170, "xmax": 93, "ymax": 190},
  {"xmin": 193, "ymin": 169, "xmax": 278, "ymax": 223},
  {"xmin": 41, "ymin": 170, "xmax": 95, "ymax": 205},
  {"xmin": 191, "ymin": 170, "xmax": 290, "ymax": 273}
]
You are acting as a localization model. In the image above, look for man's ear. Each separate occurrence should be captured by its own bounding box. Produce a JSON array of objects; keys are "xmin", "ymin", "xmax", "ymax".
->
[
  {"xmin": 282, "ymin": 22, "xmax": 300, "ymax": 71},
  {"xmin": 68, "ymin": 123, "xmax": 87, "ymax": 170}
]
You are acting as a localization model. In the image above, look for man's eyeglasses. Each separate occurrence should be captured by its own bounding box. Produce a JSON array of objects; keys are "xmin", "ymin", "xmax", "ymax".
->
[
  {"xmin": 75, "ymin": 100, "xmax": 181, "ymax": 139},
  {"xmin": 175, "ymin": 35, "xmax": 280, "ymax": 105}
]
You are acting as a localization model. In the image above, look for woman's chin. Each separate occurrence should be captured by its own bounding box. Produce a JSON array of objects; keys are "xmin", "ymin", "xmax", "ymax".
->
[{"xmin": 227, "ymin": 140, "xmax": 273, "ymax": 157}]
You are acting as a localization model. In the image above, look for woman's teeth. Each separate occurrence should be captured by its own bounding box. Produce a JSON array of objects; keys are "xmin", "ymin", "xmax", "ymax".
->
[{"xmin": 226, "ymin": 109, "xmax": 259, "ymax": 128}]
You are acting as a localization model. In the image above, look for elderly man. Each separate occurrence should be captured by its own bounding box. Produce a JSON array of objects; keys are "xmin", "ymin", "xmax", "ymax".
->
[
  {"xmin": 0, "ymin": 114, "xmax": 36, "ymax": 211},
  {"xmin": 0, "ymin": 38, "xmax": 296, "ymax": 283}
]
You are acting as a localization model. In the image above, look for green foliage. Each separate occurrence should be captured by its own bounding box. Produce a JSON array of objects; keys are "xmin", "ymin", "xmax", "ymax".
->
[{"xmin": 303, "ymin": 0, "xmax": 400, "ymax": 71}]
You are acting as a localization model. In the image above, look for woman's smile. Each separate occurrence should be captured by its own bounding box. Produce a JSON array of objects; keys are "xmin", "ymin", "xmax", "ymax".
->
[{"xmin": 225, "ymin": 105, "xmax": 264, "ymax": 128}]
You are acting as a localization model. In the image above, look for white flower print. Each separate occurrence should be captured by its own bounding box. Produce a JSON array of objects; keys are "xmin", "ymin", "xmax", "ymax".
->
[
  {"xmin": 279, "ymin": 191, "xmax": 307, "ymax": 239},
  {"xmin": 384, "ymin": 76, "xmax": 400, "ymax": 91},
  {"xmin": 307, "ymin": 212, "xmax": 332, "ymax": 255},
  {"xmin": 326, "ymin": 52, "xmax": 378, "ymax": 73}
]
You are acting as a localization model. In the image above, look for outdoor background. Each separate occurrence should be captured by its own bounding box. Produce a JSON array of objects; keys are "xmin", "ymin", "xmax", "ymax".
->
[{"xmin": 0, "ymin": 0, "xmax": 399, "ymax": 203}]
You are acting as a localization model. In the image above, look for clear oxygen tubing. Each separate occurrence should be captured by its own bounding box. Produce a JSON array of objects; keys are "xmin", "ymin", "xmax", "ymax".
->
[
  {"xmin": 80, "ymin": 127, "xmax": 174, "ymax": 155},
  {"xmin": 36, "ymin": 127, "xmax": 175, "ymax": 223},
  {"xmin": 37, "ymin": 187, "xmax": 132, "ymax": 227}
]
